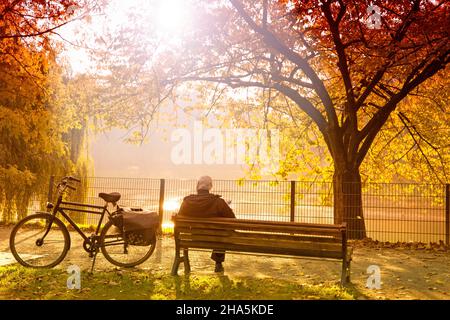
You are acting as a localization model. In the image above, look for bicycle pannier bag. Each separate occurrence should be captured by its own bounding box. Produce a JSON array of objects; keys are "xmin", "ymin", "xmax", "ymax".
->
[{"xmin": 112, "ymin": 208, "xmax": 159, "ymax": 246}]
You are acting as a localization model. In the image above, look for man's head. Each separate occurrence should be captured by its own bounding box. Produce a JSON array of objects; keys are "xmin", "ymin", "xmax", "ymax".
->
[{"xmin": 197, "ymin": 175, "xmax": 213, "ymax": 192}]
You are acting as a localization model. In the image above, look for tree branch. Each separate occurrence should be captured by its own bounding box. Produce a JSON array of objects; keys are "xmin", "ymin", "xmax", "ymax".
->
[
  {"xmin": 272, "ymin": 83, "xmax": 328, "ymax": 133},
  {"xmin": 0, "ymin": 13, "xmax": 81, "ymax": 39},
  {"xmin": 354, "ymin": 0, "xmax": 423, "ymax": 111},
  {"xmin": 398, "ymin": 112, "xmax": 445, "ymax": 183},
  {"xmin": 321, "ymin": 0, "xmax": 356, "ymax": 107},
  {"xmin": 229, "ymin": 0, "xmax": 338, "ymax": 128},
  {"xmin": 356, "ymin": 49, "xmax": 449, "ymax": 166}
]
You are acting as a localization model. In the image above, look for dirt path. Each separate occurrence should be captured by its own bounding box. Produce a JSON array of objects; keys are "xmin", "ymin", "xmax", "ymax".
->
[{"xmin": 1, "ymin": 225, "xmax": 449, "ymax": 300}]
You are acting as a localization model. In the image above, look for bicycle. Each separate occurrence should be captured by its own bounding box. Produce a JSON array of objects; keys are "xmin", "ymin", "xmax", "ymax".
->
[{"xmin": 9, "ymin": 176, "xmax": 157, "ymax": 271}]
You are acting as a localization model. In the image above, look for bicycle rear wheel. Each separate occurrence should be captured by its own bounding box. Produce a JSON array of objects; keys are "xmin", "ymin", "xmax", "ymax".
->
[
  {"xmin": 100, "ymin": 220, "xmax": 156, "ymax": 267},
  {"xmin": 9, "ymin": 213, "xmax": 70, "ymax": 268}
]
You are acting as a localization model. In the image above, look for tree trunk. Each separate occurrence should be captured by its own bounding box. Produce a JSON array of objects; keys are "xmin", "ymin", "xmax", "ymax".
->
[{"xmin": 333, "ymin": 167, "xmax": 367, "ymax": 239}]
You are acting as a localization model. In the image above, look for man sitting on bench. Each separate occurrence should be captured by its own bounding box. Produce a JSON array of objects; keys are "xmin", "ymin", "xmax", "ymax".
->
[{"xmin": 177, "ymin": 175, "xmax": 235, "ymax": 273}]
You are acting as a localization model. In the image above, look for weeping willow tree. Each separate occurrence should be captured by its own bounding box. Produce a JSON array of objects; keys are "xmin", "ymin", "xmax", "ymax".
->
[
  {"xmin": 0, "ymin": 50, "xmax": 95, "ymax": 223},
  {"xmin": 0, "ymin": 53, "xmax": 95, "ymax": 222}
]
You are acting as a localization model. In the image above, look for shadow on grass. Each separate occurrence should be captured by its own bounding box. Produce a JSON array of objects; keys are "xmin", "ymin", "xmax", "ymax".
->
[
  {"xmin": 172, "ymin": 273, "xmax": 356, "ymax": 300},
  {"xmin": 342, "ymin": 281, "xmax": 369, "ymax": 300},
  {"xmin": 0, "ymin": 265, "xmax": 357, "ymax": 300}
]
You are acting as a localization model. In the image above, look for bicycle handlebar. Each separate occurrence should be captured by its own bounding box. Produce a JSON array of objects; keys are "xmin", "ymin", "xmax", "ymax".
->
[
  {"xmin": 67, "ymin": 176, "xmax": 81, "ymax": 183},
  {"xmin": 55, "ymin": 176, "xmax": 80, "ymax": 195}
]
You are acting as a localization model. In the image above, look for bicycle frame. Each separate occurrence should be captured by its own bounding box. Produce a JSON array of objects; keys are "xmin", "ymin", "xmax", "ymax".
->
[{"xmin": 47, "ymin": 191, "xmax": 113, "ymax": 243}]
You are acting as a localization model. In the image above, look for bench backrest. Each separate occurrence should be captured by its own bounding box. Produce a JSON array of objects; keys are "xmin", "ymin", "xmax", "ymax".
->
[{"xmin": 173, "ymin": 217, "xmax": 348, "ymax": 260}]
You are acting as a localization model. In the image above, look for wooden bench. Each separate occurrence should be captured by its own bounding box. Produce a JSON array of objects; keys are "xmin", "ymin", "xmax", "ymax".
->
[{"xmin": 171, "ymin": 217, "xmax": 353, "ymax": 285}]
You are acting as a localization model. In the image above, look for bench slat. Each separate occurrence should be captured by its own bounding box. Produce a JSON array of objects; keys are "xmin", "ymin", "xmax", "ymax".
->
[
  {"xmin": 176, "ymin": 217, "xmax": 345, "ymax": 229},
  {"xmin": 179, "ymin": 228, "xmax": 235, "ymax": 237},
  {"xmin": 178, "ymin": 233, "xmax": 343, "ymax": 252},
  {"xmin": 179, "ymin": 240, "xmax": 344, "ymax": 259},
  {"xmin": 178, "ymin": 228, "xmax": 341, "ymax": 243},
  {"xmin": 175, "ymin": 223, "xmax": 343, "ymax": 236}
]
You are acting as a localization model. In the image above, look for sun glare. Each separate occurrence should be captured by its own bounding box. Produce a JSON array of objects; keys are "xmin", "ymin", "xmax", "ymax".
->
[
  {"xmin": 163, "ymin": 198, "xmax": 181, "ymax": 211},
  {"xmin": 156, "ymin": 0, "xmax": 190, "ymax": 34},
  {"xmin": 161, "ymin": 221, "xmax": 175, "ymax": 233}
]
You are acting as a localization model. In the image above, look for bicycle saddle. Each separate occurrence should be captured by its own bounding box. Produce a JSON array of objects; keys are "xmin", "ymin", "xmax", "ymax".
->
[{"xmin": 99, "ymin": 192, "xmax": 121, "ymax": 203}]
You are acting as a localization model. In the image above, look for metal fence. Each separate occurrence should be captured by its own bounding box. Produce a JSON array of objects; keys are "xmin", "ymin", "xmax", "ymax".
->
[
  {"xmin": 0, "ymin": 176, "xmax": 449, "ymax": 244},
  {"xmin": 358, "ymin": 183, "xmax": 447, "ymax": 243}
]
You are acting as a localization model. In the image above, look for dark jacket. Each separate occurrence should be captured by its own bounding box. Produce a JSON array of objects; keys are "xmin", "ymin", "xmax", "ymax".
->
[{"xmin": 177, "ymin": 190, "xmax": 236, "ymax": 218}]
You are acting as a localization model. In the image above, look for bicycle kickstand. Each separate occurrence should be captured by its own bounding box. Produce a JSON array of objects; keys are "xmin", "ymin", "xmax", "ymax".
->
[{"xmin": 90, "ymin": 251, "xmax": 98, "ymax": 274}]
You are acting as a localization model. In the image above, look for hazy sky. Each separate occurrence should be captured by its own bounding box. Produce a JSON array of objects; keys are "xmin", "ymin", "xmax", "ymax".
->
[{"xmin": 89, "ymin": 128, "xmax": 248, "ymax": 179}]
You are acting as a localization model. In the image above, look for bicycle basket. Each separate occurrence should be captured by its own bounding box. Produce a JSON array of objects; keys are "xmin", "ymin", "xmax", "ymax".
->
[{"xmin": 111, "ymin": 209, "xmax": 159, "ymax": 246}]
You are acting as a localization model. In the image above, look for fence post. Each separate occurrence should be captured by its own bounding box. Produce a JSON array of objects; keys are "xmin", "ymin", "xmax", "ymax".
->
[
  {"xmin": 446, "ymin": 184, "xmax": 450, "ymax": 245},
  {"xmin": 290, "ymin": 181, "xmax": 296, "ymax": 222},
  {"xmin": 158, "ymin": 179, "xmax": 166, "ymax": 234},
  {"xmin": 47, "ymin": 175, "xmax": 55, "ymax": 203}
]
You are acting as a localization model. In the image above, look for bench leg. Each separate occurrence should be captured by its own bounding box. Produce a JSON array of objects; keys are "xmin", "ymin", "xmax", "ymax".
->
[
  {"xmin": 171, "ymin": 245, "xmax": 181, "ymax": 276},
  {"xmin": 172, "ymin": 247, "xmax": 191, "ymax": 276},
  {"xmin": 341, "ymin": 259, "xmax": 348, "ymax": 286},
  {"xmin": 183, "ymin": 249, "xmax": 191, "ymax": 274},
  {"xmin": 340, "ymin": 258, "xmax": 352, "ymax": 286},
  {"xmin": 346, "ymin": 258, "xmax": 352, "ymax": 283},
  {"xmin": 171, "ymin": 257, "xmax": 181, "ymax": 276}
]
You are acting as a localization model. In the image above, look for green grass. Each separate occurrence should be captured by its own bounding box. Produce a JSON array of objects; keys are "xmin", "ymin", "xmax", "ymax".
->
[{"xmin": 0, "ymin": 266, "xmax": 356, "ymax": 300}]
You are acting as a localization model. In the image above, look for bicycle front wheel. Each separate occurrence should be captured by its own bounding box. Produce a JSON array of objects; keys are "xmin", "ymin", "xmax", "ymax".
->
[
  {"xmin": 9, "ymin": 213, "xmax": 70, "ymax": 268},
  {"xmin": 100, "ymin": 220, "xmax": 156, "ymax": 268}
]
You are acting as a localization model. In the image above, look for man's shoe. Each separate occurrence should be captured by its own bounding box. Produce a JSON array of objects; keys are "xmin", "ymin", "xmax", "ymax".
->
[{"xmin": 214, "ymin": 262, "xmax": 224, "ymax": 273}]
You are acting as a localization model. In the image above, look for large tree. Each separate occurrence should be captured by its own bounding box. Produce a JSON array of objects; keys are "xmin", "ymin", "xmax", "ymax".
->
[{"xmin": 88, "ymin": 0, "xmax": 449, "ymax": 238}]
